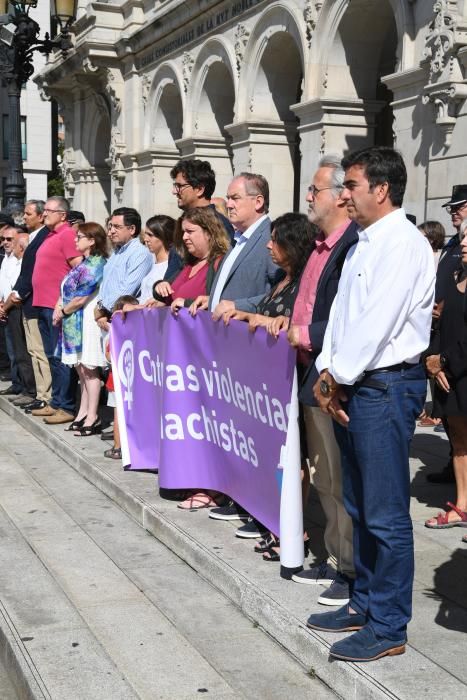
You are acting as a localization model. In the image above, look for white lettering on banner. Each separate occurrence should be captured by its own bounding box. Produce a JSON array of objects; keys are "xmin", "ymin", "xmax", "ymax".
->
[
  {"xmin": 160, "ymin": 407, "xmax": 259, "ymax": 467},
  {"xmin": 117, "ymin": 340, "xmax": 135, "ymax": 410},
  {"xmin": 118, "ymin": 345, "xmax": 286, "ymax": 468}
]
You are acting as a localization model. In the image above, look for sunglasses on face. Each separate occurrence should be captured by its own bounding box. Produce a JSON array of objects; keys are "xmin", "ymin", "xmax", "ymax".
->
[{"xmin": 0, "ymin": 237, "xmax": 13, "ymax": 242}]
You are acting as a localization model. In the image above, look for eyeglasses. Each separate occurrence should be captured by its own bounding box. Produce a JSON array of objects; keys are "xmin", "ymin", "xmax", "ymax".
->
[
  {"xmin": 108, "ymin": 223, "xmax": 128, "ymax": 231},
  {"xmin": 172, "ymin": 182, "xmax": 192, "ymax": 193},
  {"xmin": 43, "ymin": 208, "xmax": 65, "ymax": 214},
  {"xmin": 446, "ymin": 202, "xmax": 467, "ymax": 214},
  {"xmin": 75, "ymin": 234, "xmax": 89, "ymax": 240},
  {"xmin": 307, "ymin": 185, "xmax": 336, "ymax": 196}
]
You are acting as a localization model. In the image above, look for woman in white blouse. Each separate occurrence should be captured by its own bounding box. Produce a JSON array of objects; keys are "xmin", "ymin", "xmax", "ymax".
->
[{"xmin": 138, "ymin": 215, "xmax": 175, "ymax": 303}]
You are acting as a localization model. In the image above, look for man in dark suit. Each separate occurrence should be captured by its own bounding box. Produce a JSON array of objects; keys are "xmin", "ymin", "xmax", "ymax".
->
[
  {"xmin": 207, "ymin": 172, "xmax": 280, "ymax": 316},
  {"xmin": 281, "ymin": 156, "xmax": 359, "ymax": 607},
  {"xmin": 1, "ymin": 200, "xmax": 51, "ymax": 411}
]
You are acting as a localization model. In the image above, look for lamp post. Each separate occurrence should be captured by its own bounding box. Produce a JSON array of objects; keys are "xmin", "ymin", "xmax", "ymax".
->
[{"xmin": 0, "ymin": 0, "xmax": 77, "ymax": 214}]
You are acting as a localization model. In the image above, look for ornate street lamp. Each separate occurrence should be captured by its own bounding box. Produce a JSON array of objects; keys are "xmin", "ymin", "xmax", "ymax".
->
[{"xmin": 0, "ymin": 0, "xmax": 77, "ymax": 214}]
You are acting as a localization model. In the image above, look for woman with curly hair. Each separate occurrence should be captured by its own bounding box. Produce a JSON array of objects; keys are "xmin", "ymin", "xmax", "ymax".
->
[{"xmin": 152, "ymin": 207, "xmax": 230, "ymax": 313}]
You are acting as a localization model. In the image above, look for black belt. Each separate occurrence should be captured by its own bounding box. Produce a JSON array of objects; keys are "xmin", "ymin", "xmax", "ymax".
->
[
  {"xmin": 358, "ymin": 362, "xmax": 419, "ymax": 390},
  {"xmin": 363, "ymin": 362, "xmax": 417, "ymax": 376}
]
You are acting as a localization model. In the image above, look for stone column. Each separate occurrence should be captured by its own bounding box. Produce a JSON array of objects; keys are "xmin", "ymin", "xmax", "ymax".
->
[
  {"xmin": 291, "ymin": 98, "xmax": 385, "ymax": 212},
  {"xmin": 175, "ymin": 136, "xmax": 234, "ymax": 202},
  {"xmin": 225, "ymin": 121, "xmax": 298, "ymax": 218},
  {"xmin": 134, "ymin": 148, "xmax": 181, "ymax": 221}
]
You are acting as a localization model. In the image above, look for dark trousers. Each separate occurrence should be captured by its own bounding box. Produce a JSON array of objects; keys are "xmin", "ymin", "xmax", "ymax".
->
[
  {"xmin": 333, "ymin": 363, "xmax": 426, "ymax": 641},
  {"xmin": 4, "ymin": 325, "xmax": 23, "ymax": 393},
  {"xmin": 7, "ymin": 306, "xmax": 36, "ymax": 398},
  {"xmin": 37, "ymin": 307, "xmax": 75, "ymax": 413}
]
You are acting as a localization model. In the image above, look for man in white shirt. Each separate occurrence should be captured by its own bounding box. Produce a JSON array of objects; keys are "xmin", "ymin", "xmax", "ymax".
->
[{"xmin": 306, "ymin": 147, "xmax": 435, "ymax": 662}]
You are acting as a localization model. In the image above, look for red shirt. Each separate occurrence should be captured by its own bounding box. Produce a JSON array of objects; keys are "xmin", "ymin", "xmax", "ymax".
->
[
  {"xmin": 32, "ymin": 222, "xmax": 81, "ymax": 308},
  {"xmin": 170, "ymin": 263, "xmax": 209, "ymax": 302}
]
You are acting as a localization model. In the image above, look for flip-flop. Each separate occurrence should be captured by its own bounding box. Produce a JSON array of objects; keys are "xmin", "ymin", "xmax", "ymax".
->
[
  {"xmin": 177, "ymin": 492, "xmax": 220, "ymax": 511},
  {"xmin": 425, "ymin": 502, "xmax": 467, "ymax": 529}
]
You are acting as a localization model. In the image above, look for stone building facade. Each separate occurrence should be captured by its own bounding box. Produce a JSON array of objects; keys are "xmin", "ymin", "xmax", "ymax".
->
[{"xmin": 36, "ymin": 0, "xmax": 467, "ymax": 228}]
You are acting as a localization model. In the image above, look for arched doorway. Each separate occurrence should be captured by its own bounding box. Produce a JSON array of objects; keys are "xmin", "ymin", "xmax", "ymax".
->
[
  {"xmin": 183, "ymin": 42, "xmax": 236, "ymax": 201},
  {"xmin": 234, "ymin": 22, "xmax": 304, "ymax": 216}
]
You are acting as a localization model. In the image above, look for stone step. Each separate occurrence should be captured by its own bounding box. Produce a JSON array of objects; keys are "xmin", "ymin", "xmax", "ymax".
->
[
  {"xmin": 1, "ymin": 396, "xmax": 466, "ymax": 699},
  {"xmin": 0, "ymin": 409, "xmax": 333, "ymax": 700}
]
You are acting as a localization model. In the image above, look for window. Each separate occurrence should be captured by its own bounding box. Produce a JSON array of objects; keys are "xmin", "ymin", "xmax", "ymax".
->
[{"xmin": 2, "ymin": 115, "xmax": 27, "ymax": 161}]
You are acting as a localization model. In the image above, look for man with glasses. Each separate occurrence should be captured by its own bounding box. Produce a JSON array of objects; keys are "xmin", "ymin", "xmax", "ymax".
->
[
  {"xmin": 167, "ymin": 159, "xmax": 235, "ymax": 278},
  {"xmin": 30, "ymin": 196, "xmax": 82, "ymax": 424},
  {"xmin": 284, "ymin": 155, "xmax": 358, "ymax": 607},
  {"xmin": 94, "ymin": 207, "xmax": 152, "ymax": 331},
  {"xmin": 0, "ymin": 226, "xmax": 26, "ymax": 398},
  {"xmin": 1, "ymin": 200, "xmax": 52, "ymax": 412}
]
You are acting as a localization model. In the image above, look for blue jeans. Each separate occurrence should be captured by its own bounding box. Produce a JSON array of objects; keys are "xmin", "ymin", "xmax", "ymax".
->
[
  {"xmin": 333, "ymin": 364, "xmax": 426, "ymax": 640},
  {"xmin": 37, "ymin": 307, "xmax": 75, "ymax": 413}
]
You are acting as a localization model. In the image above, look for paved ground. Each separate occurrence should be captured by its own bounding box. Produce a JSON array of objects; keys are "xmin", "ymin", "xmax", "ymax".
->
[
  {"xmin": 0, "ymin": 387, "xmax": 466, "ymax": 699},
  {"xmin": 0, "ymin": 407, "xmax": 333, "ymax": 700}
]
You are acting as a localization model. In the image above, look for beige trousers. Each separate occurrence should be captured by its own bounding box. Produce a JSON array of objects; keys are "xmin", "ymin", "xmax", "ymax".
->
[
  {"xmin": 303, "ymin": 405, "xmax": 354, "ymax": 578},
  {"xmin": 23, "ymin": 316, "xmax": 52, "ymax": 403}
]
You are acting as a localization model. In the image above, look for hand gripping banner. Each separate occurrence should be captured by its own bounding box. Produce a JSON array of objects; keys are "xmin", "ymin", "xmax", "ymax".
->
[{"xmin": 111, "ymin": 307, "xmax": 304, "ymax": 573}]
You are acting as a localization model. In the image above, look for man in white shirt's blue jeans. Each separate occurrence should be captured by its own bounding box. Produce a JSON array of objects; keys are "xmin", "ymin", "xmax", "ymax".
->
[{"xmin": 306, "ymin": 147, "xmax": 435, "ymax": 662}]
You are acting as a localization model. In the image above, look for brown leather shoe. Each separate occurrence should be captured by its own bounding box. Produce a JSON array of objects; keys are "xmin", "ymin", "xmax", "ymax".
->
[
  {"xmin": 44, "ymin": 409, "xmax": 74, "ymax": 424},
  {"xmin": 31, "ymin": 405, "xmax": 56, "ymax": 417}
]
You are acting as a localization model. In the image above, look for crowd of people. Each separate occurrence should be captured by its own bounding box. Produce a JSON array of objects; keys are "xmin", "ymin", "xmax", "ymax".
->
[{"xmin": 0, "ymin": 148, "xmax": 466, "ymax": 664}]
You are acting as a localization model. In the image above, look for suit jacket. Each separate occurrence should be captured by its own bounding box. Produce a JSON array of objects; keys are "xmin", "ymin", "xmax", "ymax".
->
[
  {"xmin": 435, "ymin": 233, "xmax": 462, "ymax": 302},
  {"xmin": 298, "ymin": 221, "xmax": 359, "ymax": 406},
  {"xmin": 13, "ymin": 226, "xmax": 49, "ymax": 319},
  {"xmin": 209, "ymin": 217, "xmax": 281, "ymax": 312}
]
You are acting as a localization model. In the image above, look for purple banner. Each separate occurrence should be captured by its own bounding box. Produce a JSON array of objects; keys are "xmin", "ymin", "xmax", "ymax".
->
[{"xmin": 110, "ymin": 308, "xmax": 296, "ymax": 535}]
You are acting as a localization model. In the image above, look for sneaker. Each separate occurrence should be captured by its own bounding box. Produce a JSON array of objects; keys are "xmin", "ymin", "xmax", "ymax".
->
[
  {"xmin": 292, "ymin": 560, "xmax": 337, "ymax": 585},
  {"xmin": 235, "ymin": 517, "xmax": 267, "ymax": 539},
  {"xmin": 209, "ymin": 500, "xmax": 248, "ymax": 521},
  {"xmin": 318, "ymin": 574, "xmax": 351, "ymax": 606}
]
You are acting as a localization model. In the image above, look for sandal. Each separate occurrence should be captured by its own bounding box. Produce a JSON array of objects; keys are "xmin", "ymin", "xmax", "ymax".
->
[
  {"xmin": 262, "ymin": 541, "xmax": 281, "ymax": 562},
  {"xmin": 425, "ymin": 502, "xmax": 467, "ymax": 529},
  {"xmin": 254, "ymin": 533, "xmax": 277, "ymax": 553},
  {"xmin": 418, "ymin": 416, "xmax": 441, "ymax": 427},
  {"xmin": 74, "ymin": 418, "xmax": 102, "ymax": 437},
  {"xmin": 104, "ymin": 446, "xmax": 122, "ymax": 460},
  {"xmin": 65, "ymin": 415, "xmax": 86, "ymax": 431},
  {"xmin": 177, "ymin": 492, "xmax": 222, "ymax": 511}
]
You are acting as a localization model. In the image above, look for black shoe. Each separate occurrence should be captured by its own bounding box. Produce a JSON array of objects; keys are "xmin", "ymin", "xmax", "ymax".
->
[
  {"xmin": 235, "ymin": 517, "xmax": 268, "ymax": 539},
  {"xmin": 209, "ymin": 500, "xmax": 249, "ymax": 521},
  {"xmin": 0, "ymin": 386, "xmax": 21, "ymax": 396},
  {"xmin": 24, "ymin": 399, "xmax": 47, "ymax": 413},
  {"xmin": 100, "ymin": 429, "xmax": 114, "ymax": 441},
  {"xmin": 0, "ymin": 374, "xmax": 11, "ymax": 382},
  {"xmin": 427, "ymin": 462, "xmax": 455, "ymax": 484}
]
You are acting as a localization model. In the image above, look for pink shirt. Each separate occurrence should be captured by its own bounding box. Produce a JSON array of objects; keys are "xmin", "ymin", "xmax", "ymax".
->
[
  {"xmin": 292, "ymin": 220, "xmax": 350, "ymax": 355},
  {"xmin": 32, "ymin": 222, "xmax": 81, "ymax": 308}
]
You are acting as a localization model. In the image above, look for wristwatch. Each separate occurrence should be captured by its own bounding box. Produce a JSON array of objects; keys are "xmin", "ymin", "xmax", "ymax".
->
[
  {"xmin": 319, "ymin": 380, "xmax": 332, "ymax": 396},
  {"xmin": 319, "ymin": 372, "xmax": 337, "ymax": 397}
]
